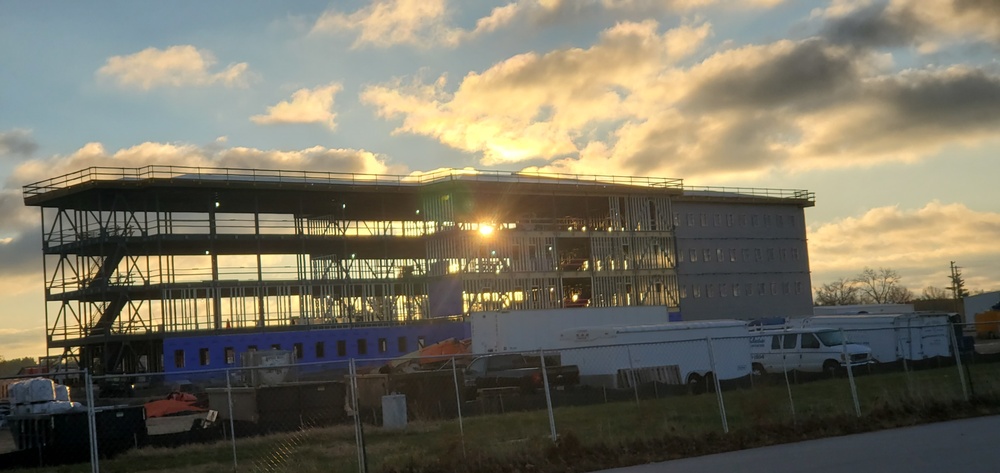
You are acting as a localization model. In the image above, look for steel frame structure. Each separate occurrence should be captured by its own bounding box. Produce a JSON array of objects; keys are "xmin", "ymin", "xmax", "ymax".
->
[{"xmin": 22, "ymin": 166, "xmax": 814, "ymax": 374}]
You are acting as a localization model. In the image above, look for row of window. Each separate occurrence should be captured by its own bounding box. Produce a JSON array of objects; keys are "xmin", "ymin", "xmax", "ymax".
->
[
  {"xmin": 679, "ymin": 281, "xmax": 805, "ymax": 299},
  {"xmin": 679, "ymin": 247, "xmax": 800, "ymax": 264},
  {"xmin": 176, "ymin": 335, "xmax": 427, "ymax": 368},
  {"xmin": 675, "ymin": 212, "xmax": 797, "ymax": 229}
]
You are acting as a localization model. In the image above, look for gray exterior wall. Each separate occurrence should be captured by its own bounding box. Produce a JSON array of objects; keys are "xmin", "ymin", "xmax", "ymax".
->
[{"xmin": 672, "ymin": 200, "xmax": 813, "ymax": 321}]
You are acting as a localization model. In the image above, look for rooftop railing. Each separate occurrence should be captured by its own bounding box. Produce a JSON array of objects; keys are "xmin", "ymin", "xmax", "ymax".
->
[{"xmin": 22, "ymin": 166, "xmax": 813, "ymax": 202}]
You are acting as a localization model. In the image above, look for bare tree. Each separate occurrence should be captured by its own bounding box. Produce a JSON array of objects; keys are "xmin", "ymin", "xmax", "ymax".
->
[
  {"xmin": 886, "ymin": 285, "xmax": 915, "ymax": 303},
  {"xmin": 814, "ymin": 277, "xmax": 860, "ymax": 305},
  {"xmin": 853, "ymin": 267, "xmax": 904, "ymax": 304},
  {"xmin": 920, "ymin": 286, "xmax": 949, "ymax": 300}
]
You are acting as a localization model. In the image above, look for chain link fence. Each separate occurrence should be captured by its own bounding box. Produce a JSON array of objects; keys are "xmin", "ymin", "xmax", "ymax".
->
[{"xmin": 3, "ymin": 320, "xmax": 1000, "ymax": 472}]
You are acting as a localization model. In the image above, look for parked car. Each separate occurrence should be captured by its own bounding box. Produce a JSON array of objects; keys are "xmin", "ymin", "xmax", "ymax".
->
[
  {"xmin": 463, "ymin": 353, "xmax": 579, "ymax": 399},
  {"xmin": 749, "ymin": 327, "xmax": 873, "ymax": 377}
]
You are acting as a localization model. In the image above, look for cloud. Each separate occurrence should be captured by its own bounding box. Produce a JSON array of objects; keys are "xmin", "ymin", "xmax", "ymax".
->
[
  {"xmin": 808, "ymin": 201, "xmax": 1000, "ymax": 291},
  {"xmin": 820, "ymin": 0, "xmax": 1000, "ymax": 50},
  {"xmin": 362, "ymin": 20, "xmax": 711, "ymax": 164},
  {"xmin": 361, "ymin": 18, "xmax": 1000, "ymax": 181},
  {"xmin": 0, "ymin": 129, "xmax": 38, "ymax": 158},
  {"xmin": 312, "ymin": 0, "xmax": 783, "ymax": 49},
  {"xmin": 97, "ymin": 45, "xmax": 251, "ymax": 90},
  {"xmin": 251, "ymin": 83, "xmax": 343, "ymax": 130},
  {"xmin": 0, "ymin": 326, "xmax": 46, "ymax": 360}
]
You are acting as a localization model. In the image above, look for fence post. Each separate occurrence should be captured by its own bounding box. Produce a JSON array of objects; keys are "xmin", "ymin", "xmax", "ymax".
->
[
  {"xmin": 539, "ymin": 349, "xmax": 558, "ymax": 442},
  {"xmin": 949, "ymin": 322, "xmax": 970, "ymax": 402},
  {"xmin": 225, "ymin": 368, "xmax": 238, "ymax": 472},
  {"xmin": 841, "ymin": 329, "xmax": 861, "ymax": 417},
  {"xmin": 450, "ymin": 357, "xmax": 466, "ymax": 458},
  {"xmin": 626, "ymin": 345, "xmax": 639, "ymax": 407},
  {"xmin": 349, "ymin": 359, "xmax": 368, "ymax": 473},
  {"xmin": 781, "ymin": 344, "xmax": 796, "ymax": 423},
  {"xmin": 85, "ymin": 369, "xmax": 99, "ymax": 473},
  {"xmin": 706, "ymin": 337, "xmax": 728, "ymax": 433}
]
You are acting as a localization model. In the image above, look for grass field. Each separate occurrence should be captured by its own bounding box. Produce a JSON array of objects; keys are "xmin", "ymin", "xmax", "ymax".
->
[{"xmin": 9, "ymin": 361, "xmax": 1000, "ymax": 473}]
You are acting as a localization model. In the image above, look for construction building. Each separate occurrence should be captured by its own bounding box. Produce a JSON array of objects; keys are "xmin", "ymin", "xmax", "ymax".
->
[{"xmin": 22, "ymin": 166, "xmax": 814, "ymax": 374}]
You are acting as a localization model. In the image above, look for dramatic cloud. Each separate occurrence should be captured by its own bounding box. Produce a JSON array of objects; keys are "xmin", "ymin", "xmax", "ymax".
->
[
  {"xmin": 312, "ymin": 0, "xmax": 783, "ymax": 48},
  {"xmin": 820, "ymin": 0, "xmax": 1000, "ymax": 50},
  {"xmin": 0, "ymin": 129, "xmax": 38, "ymax": 158},
  {"xmin": 808, "ymin": 201, "xmax": 1000, "ymax": 291},
  {"xmin": 251, "ymin": 83, "xmax": 343, "ymax": 129},
  {"xmin": 362, "ymin": 18, "xmax": 1000, "ymax": 181},
  {"xmin": 97, "ymin": 45, "xmax": 250, "ymax": 90},
  {"xmin": 363, "ymin": 20, "xmax": 711, "ymax": 164}
]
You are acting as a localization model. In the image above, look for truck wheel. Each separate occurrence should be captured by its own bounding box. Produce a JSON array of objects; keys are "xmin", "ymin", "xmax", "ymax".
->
[
  {"xmin": 752, "ymin": 363, "xmax": 766, "ymax": 377},
  {"xmin": 823, "ymin": 360, "xmax": 840, "ymax": 378},
  {"xmin": 688, "ymin": 373, "xmax": 706, "ymax": 395}
]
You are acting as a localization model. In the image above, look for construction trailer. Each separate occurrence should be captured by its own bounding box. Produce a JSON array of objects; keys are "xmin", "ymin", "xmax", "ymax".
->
[{"xmin": 472, "ymin": 307, "xmax": 750, "ymax": 389}]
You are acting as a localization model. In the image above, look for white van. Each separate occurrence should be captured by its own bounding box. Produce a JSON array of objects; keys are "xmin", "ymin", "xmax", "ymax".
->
[{"xmin": 748, "ymin": 327, "xmax": 873, "ymax": 376}]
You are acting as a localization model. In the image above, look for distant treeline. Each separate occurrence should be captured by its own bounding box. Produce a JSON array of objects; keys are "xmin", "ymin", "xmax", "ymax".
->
[{"xmin": 0, "ymin": 356, "xmax": 38, "ymax": 377}]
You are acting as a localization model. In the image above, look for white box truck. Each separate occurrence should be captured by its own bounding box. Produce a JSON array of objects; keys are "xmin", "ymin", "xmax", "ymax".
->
[
  {"xmin": 471, "ymin": 308, "xmax": 750, "ymax": 392},
  {"xmin": 795, "ymin": 313, "xmax": 952, "ymax": 364}
]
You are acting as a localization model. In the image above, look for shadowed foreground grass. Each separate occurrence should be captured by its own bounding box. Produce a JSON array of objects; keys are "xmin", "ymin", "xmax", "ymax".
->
[{"xmin": 12, "ymin": 363, "xmax": 1000, "ymax": 473}]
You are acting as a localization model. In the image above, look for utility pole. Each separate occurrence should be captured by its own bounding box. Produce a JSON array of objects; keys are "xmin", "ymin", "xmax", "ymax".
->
[{"xmin": 947, "ymin": 261, "xmax": 968, "ymax": 322}]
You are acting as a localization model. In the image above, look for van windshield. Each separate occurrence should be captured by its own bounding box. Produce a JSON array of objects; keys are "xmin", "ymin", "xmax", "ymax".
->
[{"xmin": 816, "ymin": 330, "xmax": 846, "ymax": 346}]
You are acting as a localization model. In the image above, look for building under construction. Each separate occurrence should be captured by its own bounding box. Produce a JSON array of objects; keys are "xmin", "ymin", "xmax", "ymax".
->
[{"xmin": 22, "ymin": 166, "xmax": 814, "ymax": 375}]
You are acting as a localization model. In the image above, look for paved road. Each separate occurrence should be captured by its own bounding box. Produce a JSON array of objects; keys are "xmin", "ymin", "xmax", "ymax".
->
[{"xmin": 597, "ymin": 415, "xmax": 1000, "ymax": 473}]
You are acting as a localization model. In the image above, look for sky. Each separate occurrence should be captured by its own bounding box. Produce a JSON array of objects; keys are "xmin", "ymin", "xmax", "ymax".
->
[{"xmin": 2, "ymin": 0, "xmax": 1000, "ymax": 359}]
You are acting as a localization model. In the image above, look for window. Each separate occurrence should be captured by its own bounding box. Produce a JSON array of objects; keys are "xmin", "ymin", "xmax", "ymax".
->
[
  {"xmin": 729, "ymin": 249, "xmax": 737, "ymax": 262},
  {"xmin": 792, "ymin": 248, "xmax": 799, "ymax": 260},
  {"xmin": 316, "ymin": 341, "xmax": 326, "ymax": 359},
  {"xmin": 225, "ymin": 347, "xmax": 235, "ymax": 365},
  {"xmin": 337, "ymin": 340, "xmax": 347, "ymax": 357},
  {"xmin": 764, "ymin": 214, "xmax": 771, "ymax": 226},
  {"xmin": 700, "ymin": 213, "xmax": 707, "ymax": 226},
  {"xmin": 789, "ymin": 215, "xmax": 796, "ymax": 226},
  {"xmin": 690, "ymin": 249, "xmax": 698, "ymax": 262},
  {"xmin": 780, "ymin": 248, "xmax": 787, "ymax": 261},
  {"xmin": 771, "ymin": 336, "xmax": 782, "ymax": 350},
  {"xmin": 248, "ymin": 345, "xmax": 257, "ymax": 353},
  {"xmin": 782, "ymin": 334, "xmax": 797, "ymax": 349},
  {"xmin": 378, "ymin": 338, "xmax": 388, "ymax": 353},
  {"xmin": 733, "ymin": 284, "xmax": 740, "ymax": 297},
  {"xmin": 770, "ymin": 282, "xmax": 778, "ymax": 295},
  {"xmin": 801, "ymin": 333, "xmax": 820, "ymax": 349},
  {"xmin": 752, "ymin": 215, "xmax": 759, "ymax": 227},
  {"xmin": 707, "ymin": 283, "xmax": 715, "ymax": 298},
  {"xmin": 687, "ymin": 213, "xmax": 696, "ymax": 226},
  {"xmin": 754, "ymin": 248, "xmax": 762, "ymax": 262},
  {"xmin": 717, "ymin": 249, "xmax": 724, "ymax": 262},
  {"xmin": 678, "ymin": 250, "xmax": 685, "ymax": 263},
  {"xmin": 674, "ymin": 213, "xmax": 681, "ymax": 227},
  {"xmin": 720, "ymin": 283, "xmax": 728, "ymax": 297},
  {"xmin": 726, "ymin": 214, "xmax": 734, "ymax": 227},
  {"xmin": 703, "ymin": 249, "xmax": 712, "ymax": 262},
  {"xmin": 741, "ymin": 214, "xmax": 749, "ymax": 226},
  {"xmin": 767, "ymin": 248, "xmax": 775, "ymax": 261},
  {"xmin": 714, "ymin": 214, "xmax": 722, "ymax": 226},
  {"xmin": 271, "ymin": 344, "xmax": 281, "ymax": 350},
  {"xmin": 398, "ymin": 336, "xmax": 408, "ymax": 353},
  {"xmin": 783, "ymin": 282, "xmax": 790, "ymax": 294},
  {"xmin": 796, "ymin": 282, "xmax": 803, "ymax": 294},
  {"xmin": 199, "ymin": 348, "xmax": 210, "ymax": 366},
  {"xmin": 417, "ymin": 336, "xmax": 426, "ymax": 349},
  {"xmin": 693, "ymin": 285, "xmax": 702, "ymax": 298},
  {"xmin": 680, "ymin": 285, "xmax": 688, "ymax": 298},
  {"xmin": 742, "ymin": 248, "xmax": 750, "ymax": 261},
  {"xmin": 294, "ymin": 343, "xmax": 304, "ymax": 360},
  {"xmin": 357, "ymin": 339, "xmax": 368, "ymax": 355},
  {"xmin": 174, "ymin": 350, "xmax": 185, "ymax": 368},
  {"xmin": 758, "ymin": 283, "xmax": 766, "ymax": 295},
  {"xmin": 777, "ymin": 215, "xmax": 784, "ymax": 227},
  {"xmin": 745, "ymin": 283, "xmax": 753, "ymax": 296}
]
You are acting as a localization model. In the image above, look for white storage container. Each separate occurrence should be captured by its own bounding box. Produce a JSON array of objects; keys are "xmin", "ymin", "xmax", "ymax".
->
[
  {"xmin": 55, "ymin": 384, "xmax": 71, "ymax": 402},
  {"xmin": 26, "ymin": 378, "xmax": 56, "ymax": 403}
]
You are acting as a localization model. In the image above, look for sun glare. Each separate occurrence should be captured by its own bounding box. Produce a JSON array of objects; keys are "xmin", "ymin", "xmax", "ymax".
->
[{"xmin": 478, "ymin": 224, "xmax": 495, "ymax": 236}]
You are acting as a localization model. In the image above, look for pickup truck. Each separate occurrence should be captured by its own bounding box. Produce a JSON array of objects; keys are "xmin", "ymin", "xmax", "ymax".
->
[{"xmin": 463, "ymin": 353, "xmax": 580, "ymax": 399}]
